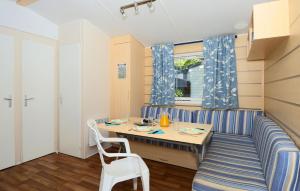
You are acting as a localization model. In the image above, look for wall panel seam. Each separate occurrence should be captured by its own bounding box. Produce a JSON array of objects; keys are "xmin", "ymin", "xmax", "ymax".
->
[
  {"xmin": 239, "ymin": 82, "xmax": 262, "ymax": 84},
  {"xmin": 291, "ymin": 12, "xmax": 300, "ymax": 27},
  {"xmin": 236, "ymin": 58, "xmax": 247, "ymax": 61},
  {"xmin": 265, "ymin": 96, "xmax": 300, "ymax": 107},
  {"xmin": 239, "ymin": 95, "xmax": 263, "ymax": 97},
  {"xmin": 265, "ymin": 112, "xmax": 300, "ymax": 137},
  {"xmin": 238, "ymin": 70, "xmax": 262, "ymax": 72},
  {"xmin": 264, "ymin": 74, "xmax": 300, "ymax": 84},
  {"xmin": 265, "ymin": 44, "xmax": 300, "ymax": 71}
]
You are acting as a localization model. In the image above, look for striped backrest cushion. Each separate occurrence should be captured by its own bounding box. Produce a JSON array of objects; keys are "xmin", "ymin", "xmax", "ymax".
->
[
  {"xmin": 141, "ymin": 106, "xmax": 161, "ymax": 119},
  {"xmin": 141, "ymin": 106, "xmax": 192, "ymax": 122},
  {"xmin": 192, "ymin": 110, "xmax": 214, "ymax": 124},
  {"xmin": 253, "ymin": 116, "xmax": 300, "ymax": 191},
  {"xmin": 192, "ymin": 109, "xmax": 263, "ymax": 136}
]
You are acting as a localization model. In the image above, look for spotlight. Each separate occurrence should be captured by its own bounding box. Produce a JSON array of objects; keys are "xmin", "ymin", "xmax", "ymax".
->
[
  {"xmin": 134, "ymin": 1, "xmax": 139, "ymax": 15},
  {"xmin": 147, "ymin": 1, "xmax": 154, "ymax": 12},
  {"xmin": 120, "ymin": 8, "xmax": 127, "ymax": 18},
  {"xmin": 120, "ymin": 0, "xmax": 156, "ymax": 17}
]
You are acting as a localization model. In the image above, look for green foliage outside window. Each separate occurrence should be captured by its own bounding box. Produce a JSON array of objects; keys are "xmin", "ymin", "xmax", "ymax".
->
[
  {"xmin": 174, "ymin": 57, "xmax": 202, "ymax": 71},
  {"xmin": 175, "ymin": 89, "xmax": 184, "ymax": 97}
]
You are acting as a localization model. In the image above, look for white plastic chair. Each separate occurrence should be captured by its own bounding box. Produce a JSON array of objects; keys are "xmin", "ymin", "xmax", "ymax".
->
[{"xmin": 88, "ymin": 119, "xmax": 150, "ymax": 191}]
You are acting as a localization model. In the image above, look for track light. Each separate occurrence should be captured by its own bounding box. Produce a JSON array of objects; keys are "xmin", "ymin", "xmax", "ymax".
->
[
  {"xmin": 134, "ymin": 1, "xmax": 139, "ymax": 15},
  {"xmin": 120, "ymin": 8, "xmax": 127, "ymax": 19},
  {"xmin": 120, "ymin": 0, "xmax": 156, "ymax": 18},
  {"xmin": 147, "ymin": 1, "xmax": 154, "ymax": 12}
]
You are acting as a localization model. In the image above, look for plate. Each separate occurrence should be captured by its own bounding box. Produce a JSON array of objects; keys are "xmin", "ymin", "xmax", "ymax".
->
[
  {"xmin": 179, "ymin": 128, "xmax": 206, "ymax": 135},
  {"xmin": 110, "ymin": 119, "xmax": 127, "ymax": 124},
  {"xmin": 133, "ymin": 126, "xmax": 154, "ymax": 132}
]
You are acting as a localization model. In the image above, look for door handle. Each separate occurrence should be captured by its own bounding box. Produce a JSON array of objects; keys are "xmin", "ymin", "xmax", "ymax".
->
[
  {"xmin": 24, "ymin": 95, "xmax": 35, "ymax": 107},
  {"xmin": 4, "ymin": 95, "xmax": 13, "ymax": 108}
]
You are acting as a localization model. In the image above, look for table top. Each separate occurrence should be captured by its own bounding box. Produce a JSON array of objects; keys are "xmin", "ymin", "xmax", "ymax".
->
[{"xmin": 98, "ymin": 118, "xmax": 213, "ymax": 145}]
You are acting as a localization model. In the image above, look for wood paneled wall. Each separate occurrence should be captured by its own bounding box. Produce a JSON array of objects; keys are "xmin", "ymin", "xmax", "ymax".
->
[
  {"xmin": 144, "ymin": 35, "xmax": 264, "ymax": 110},
  {"xmin": 264, "ymin": 0, "xmax": 300, "ymax": 147}
]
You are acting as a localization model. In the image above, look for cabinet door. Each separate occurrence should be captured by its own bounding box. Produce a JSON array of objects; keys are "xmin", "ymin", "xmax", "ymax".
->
[
  {"xmin": 111, "ymin": 43, "xmax": 130, "ymax": 119},
  {"xmin": 59, "ymin": 44, "xmax": 82, "ymax": 158},
  {"xmin": 22, "ymin": 40, "xmax": 55, "ymax": 162},
  {"xmin": 0, "ymin": 34, "xmax": 15, "ymax": 170}
]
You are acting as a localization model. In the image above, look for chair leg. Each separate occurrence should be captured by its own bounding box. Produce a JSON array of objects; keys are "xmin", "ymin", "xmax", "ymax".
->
[
  {"xmin": 116, "ymin": 145, "xmax": 122, "ymax": 160},
  {"xmin": 133, "ymin": 178, "xmax": 138, "ymax": 190},
  {"xmin": 141, "ymin": 172, "xmax": 149, "ymax": 191},
  {"xmin": 99, "ymin": 172, "xmax": 113, "ymax": 191}
]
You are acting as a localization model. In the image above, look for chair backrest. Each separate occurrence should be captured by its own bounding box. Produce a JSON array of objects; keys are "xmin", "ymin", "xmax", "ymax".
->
[
  {"xmin": 87, "ymin": 119, "xmax": 107, "ymax": 166},
  {"xmin": 253, "ymin": 116, "xmax": 300, "ymax": 191}
]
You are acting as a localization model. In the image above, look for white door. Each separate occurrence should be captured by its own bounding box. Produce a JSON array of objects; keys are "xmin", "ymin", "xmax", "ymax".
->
[
  {"xmin": 0, "ymin": 34, "xmax": 15, "ymax": 170},
  {"xmin": 59, "ymin": 44, "xmax": 82, "ymax": 158},
  {"xmin": 22, "ymin": 40, "xmax": 55, "ymax": 162}
]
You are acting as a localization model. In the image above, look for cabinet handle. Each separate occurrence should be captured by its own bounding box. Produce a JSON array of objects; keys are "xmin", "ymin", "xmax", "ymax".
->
[
  {"xmin": 4, "ymin": 95, "xmax": 12, "ymax": 108},
  {"xmin": 24, "ymin": 95, "xmax": 35, "ymax": 107}
]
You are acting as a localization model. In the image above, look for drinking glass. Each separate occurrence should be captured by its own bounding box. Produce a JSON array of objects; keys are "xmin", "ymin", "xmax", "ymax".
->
[
  {"xmin": 147, "ymin": 116, "xmax": 155, "ymax": 129},
  {"xmin": 173, "ymin": 117, "xmax": 180, "ymax": 131}
]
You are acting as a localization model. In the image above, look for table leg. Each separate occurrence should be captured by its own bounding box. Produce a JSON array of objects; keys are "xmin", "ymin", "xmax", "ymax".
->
[
  {"xmin": 192, "ymin": 145, "xmax": 200, "ymax": 167},
  {"xmin": 201, "ymin": 143, "xmax": 206, "ymax": 161},
  {"xmin": 194, "ymin": 132, "xmax": 213, "ymax": 167}
]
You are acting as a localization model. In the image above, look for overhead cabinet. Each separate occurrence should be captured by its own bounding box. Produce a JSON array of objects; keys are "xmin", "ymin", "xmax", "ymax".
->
[{"xmin": 247, "ymin": 0, "xmax": 289, "ymax": 61}]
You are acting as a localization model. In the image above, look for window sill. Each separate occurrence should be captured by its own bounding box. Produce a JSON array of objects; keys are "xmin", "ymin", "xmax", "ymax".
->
[{"xmin": 175, "ymin": 101, "xmax": 202, "ymax": 107}]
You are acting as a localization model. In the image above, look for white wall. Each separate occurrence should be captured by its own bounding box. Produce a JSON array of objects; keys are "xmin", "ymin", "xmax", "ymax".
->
[
  {"xmin": 81, "ymin": 20, "xmax": 110, "ymax": 158},
  {"xmin": 0, "ymin": 0, "xmax": 58, "ymax": 39},
  {"xmin": 58, "ymin": 20, "xmax": 111, "ymax": 159}
]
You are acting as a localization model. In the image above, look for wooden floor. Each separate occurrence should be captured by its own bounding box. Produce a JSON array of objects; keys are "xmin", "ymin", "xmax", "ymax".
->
[{"xmin": 0, "ymin": 150, "xmax": 196, "ymax": 191}]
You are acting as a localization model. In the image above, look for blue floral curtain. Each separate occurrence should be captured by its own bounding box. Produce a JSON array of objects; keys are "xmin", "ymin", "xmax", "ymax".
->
[
  {"xmin": 202, "ymin": 34, "xmax": 239, "ymax": 109},
  {"xmin": 150, "ymin": 43, "xmax": 175, "ymax": 106}
]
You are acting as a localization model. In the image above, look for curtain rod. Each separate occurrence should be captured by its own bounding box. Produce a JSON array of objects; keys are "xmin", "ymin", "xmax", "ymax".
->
[{"xmin": 174, "ymin": 35, "xmax": 238, "ymax": 46}]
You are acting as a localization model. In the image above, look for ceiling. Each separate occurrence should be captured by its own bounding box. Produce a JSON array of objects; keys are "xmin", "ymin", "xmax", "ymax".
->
[{"xmin": 28, "ymin": 0, "xmax": 271, "ymax": 46}]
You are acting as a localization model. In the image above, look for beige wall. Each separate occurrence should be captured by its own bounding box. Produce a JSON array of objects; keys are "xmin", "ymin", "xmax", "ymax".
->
[
  {"xmin": 0, "ymin": 26, "xmax": 58, "ymax": 165},
  {"xmin": 144, "ymin": 34, "xmax": 264, "ymax": 110},
  {"xmin": 110, "ymin": 35, "xmax": 145, "ymax": 119},
  {"xmin": 264, "ymin": 0, "xmax": 300, "ymax": 147}
]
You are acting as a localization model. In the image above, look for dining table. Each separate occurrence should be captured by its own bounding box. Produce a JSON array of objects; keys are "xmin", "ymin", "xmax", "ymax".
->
[{"xmin": 97, "ymin": 117, "xmax": 213, "ymax": 166}]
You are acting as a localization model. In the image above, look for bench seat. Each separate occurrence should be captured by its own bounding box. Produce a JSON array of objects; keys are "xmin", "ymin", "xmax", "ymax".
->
[
  {"xmin": 193, "ymin": 116, "xmax": 300, "ymax": 191},
  {"xmin": 193, "ymin": 133, "xmax": 268, "ymax": 191}
]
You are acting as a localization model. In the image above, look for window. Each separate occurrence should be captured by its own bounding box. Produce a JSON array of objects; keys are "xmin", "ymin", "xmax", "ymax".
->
[{"xmin": 174, "ymin": 52, "xmax": 204, "ymax": 105}]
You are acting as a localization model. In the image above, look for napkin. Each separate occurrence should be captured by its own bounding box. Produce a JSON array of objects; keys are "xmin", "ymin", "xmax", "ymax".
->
[
  {"xmin": 148, "ymin": 129, "xmax": 165, "ymax": 134},
  {"xmin": 105, "ymin": 122, "xmax": 121, "ymax": 126}
]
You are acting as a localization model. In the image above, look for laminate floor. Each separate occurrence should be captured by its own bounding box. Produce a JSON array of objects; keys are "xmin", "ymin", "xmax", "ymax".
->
[{"xmin": 0, "ymin": 149, "xmax": 196, "ymax": 191}]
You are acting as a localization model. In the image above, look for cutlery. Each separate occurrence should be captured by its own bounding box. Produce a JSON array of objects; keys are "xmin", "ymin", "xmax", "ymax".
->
[
  {"xmin": 150, "ymin": 130, "xmax": 160, "ymax": 134},
  {"xmin": 196, "ymin": 128, "xmax": 208, "ymax": 132}
]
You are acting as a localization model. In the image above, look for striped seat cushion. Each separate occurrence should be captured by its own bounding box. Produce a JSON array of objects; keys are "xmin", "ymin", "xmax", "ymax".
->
[
  {"xmin": 193, "ymin": 133, "xmax": 268, "ymax": 191},
  {"xmin": 253, "ymin": 116, "xmax": 300, "ymax": 191},
  {"xmin": 192, "ymin": 110, "xmax": 264, "ymax": 136},
  {"xmin": 141, "ymin": 105, "xmax": 192, "ymax": 122}
]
